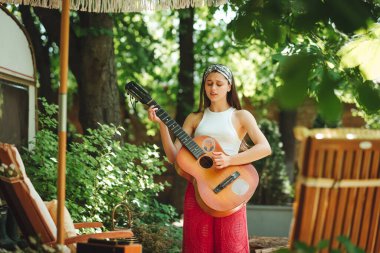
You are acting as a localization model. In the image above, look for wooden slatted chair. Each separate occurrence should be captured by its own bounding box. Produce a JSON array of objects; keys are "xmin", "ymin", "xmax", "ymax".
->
[
  {"xmin": 290, "ymin": 127, "xmax": 380, "ymax": 252},
  {"xmin": 0, "ymin": 143, "xmax": 134, "ymax": 249}
]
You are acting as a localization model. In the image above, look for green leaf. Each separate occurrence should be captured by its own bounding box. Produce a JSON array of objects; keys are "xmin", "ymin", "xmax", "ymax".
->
[
  {"xmin": 262, "ymin": 21, "xmax": 287, "ymax": 47},
  {"xmin": 276, "ymin": 83, "xmax": 307, "ymax": 109},
  {"xmin": 292, "ymin": 0, "xmax": 326, "ymax": 31},
  {"xmin": 294, "ymin": 241, "xmax": 316, "ymax": 253},
  {"xmin": 316, "ymin": 239, "xmax": 330, "ymax": 249},
  {"xmin": 275, "ymin": 249, "xmax": 291, "ymax": 253},
  {"xmin": 229, "ymin": 14, "xmax": 254, "ymax": 43},
  {"xmin": 317, "ymin": 72, "xmax": 343, "ymax": 125},
  {"xmin": 356, "ymin": 81, "xmax": 380, "ymax": 114},
  {"xmin": 325, "ymin": 0, "xmax": 373, "ymax": 34},
  {"xmin": 336, "ymin": 236, "xmax": 365, "ymax": 253},
  {"xmin": 318, "ymin": 92, "xmax": 343, "ymax": 125},
  {"xmin": 275, "ymin": 54, "xmax": 316, "ymax": 109}
]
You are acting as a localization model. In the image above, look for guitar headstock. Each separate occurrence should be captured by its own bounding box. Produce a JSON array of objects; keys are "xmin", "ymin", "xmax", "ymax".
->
[{"xmin": 125, "ymin": 81, "xmax": 152, "ymax": 105}]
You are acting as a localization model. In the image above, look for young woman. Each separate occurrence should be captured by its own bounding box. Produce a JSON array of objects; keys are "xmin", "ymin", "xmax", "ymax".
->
[{"xmin": 148, "ymin": 64, "xmax": 272, "ymax": 253}]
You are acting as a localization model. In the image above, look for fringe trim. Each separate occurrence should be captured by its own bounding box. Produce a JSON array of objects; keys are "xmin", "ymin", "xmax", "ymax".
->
[{"xmin": 0, "ymin": 0, "xmax": 227, "ymax": 12}]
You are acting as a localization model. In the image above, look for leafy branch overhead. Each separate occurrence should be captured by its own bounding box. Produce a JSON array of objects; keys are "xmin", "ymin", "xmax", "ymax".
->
[{"xmin": 228, "ymin": 0, "xmax": 380, "ymax": 124}]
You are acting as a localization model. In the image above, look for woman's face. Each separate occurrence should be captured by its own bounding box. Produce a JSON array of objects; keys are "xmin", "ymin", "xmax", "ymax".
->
[{"xmin": 204, "ymin": 72, "xmax": 231, "ymax": 103}]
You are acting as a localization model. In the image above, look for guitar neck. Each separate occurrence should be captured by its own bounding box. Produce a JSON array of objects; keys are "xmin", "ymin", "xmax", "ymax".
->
[{"xmin": 147, "ymin": 100, "xmax": 204, "ymax": 159}]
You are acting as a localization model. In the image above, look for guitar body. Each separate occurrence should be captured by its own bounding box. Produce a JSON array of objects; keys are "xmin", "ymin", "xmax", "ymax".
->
[{"xmin": 175, "ymin": 135, "xmax": 259, "ymax": 217}]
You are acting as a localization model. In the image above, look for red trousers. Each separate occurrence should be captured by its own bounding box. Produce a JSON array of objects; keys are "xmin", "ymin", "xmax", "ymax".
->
[{"xmin": 182, "ymin": 183, "xmax": 249, "ymax": 253}]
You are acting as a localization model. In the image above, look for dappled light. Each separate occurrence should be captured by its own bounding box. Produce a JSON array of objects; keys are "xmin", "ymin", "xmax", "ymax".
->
[{"xmin": 338, "ymin": 23, "xmax": 380, "ymax": 82}]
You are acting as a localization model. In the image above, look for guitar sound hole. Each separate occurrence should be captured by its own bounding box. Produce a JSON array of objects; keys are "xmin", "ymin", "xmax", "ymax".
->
[{"xmin": 199, "ymin": 156, "xmax": 213, "ymax": 169}]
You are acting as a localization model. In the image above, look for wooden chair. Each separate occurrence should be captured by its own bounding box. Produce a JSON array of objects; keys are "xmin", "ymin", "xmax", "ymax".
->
[
  {"xmin": 290, "ymin": 127, "xmax": 380, "ymax": 252},
  {"xmin": 0, "ymin": 143, "xmax": 134, "ymax": 249}
]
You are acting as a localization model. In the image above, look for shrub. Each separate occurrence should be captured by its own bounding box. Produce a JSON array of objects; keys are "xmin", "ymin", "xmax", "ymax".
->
[
  {"xmin": 276, "ymin": 236, "xmax": 365, "ymax": 253},
  {"xmin": 249, "ymin": 119, "xmax": 292, "ymax": 205},
  {"xmin": 21, "ymin": 99, "xmax": 182, "ymax": 251}
]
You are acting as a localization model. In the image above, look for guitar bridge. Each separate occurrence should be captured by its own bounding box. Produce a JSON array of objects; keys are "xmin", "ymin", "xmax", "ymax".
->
[{"xmin": 213, "ymin": 171, "xmax": 240, "ymax": 193}]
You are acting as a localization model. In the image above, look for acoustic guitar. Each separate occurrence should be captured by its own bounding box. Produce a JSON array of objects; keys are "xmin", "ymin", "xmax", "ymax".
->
[{"xmin": 125, "ymin": 81, "xmax": 259, "ymax": 217}]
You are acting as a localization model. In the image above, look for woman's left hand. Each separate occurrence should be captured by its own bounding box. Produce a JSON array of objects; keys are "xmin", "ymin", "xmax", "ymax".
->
[{"xmin": 212, "ymin": 152, "xmax": 231, "ymax": 169}]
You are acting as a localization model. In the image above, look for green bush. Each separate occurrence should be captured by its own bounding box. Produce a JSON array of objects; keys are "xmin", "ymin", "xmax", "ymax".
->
[
  {"xmin": 276, "ymin": 236, "xmax": 365, "ymax": 253},
  {"xmin": 132, "ymin": 223, "xmax": 182, "ymax": 253},
  {"xmin": 21, "ymin": 99, "xmax": 182, "ymax": 252},
  {"xmin": 249, "ymin": 119, "xmax": 292, "ymax": 205}
]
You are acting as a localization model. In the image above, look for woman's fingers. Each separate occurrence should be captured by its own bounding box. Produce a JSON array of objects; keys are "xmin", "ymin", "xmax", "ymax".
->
[
  {"xmin": 148, "ymin": 107, "xmax": 154, "ymax": 120},
  {"xmin": 212, "ymin": 152, "xmax": 230, "ymax": 169},
  {"xmin": 213, "ymin": 154, "xmax": 223, "ymax": 169},
  {"xmin": 148, "ymin": 106, "xmax": 161, "ymax": 122}
]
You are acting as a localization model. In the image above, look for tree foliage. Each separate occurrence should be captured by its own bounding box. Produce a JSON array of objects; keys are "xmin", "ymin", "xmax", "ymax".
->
[{"xmin": 228, "ymin": 0, "xmax": 380, "ymax": 125}]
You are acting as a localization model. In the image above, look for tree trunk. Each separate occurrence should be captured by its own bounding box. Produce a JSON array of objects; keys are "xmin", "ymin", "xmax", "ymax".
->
[
  {"xmin": 170, "ymin": 8, "xmax": 195, "ymax": 214},
  {"xmin": 19, "ymin": 6, "xmax": 56, "ymax": 105},
  {"xmin": 33, "ymin": 7, "xmax": 82, "ymax": 84},
  {"xmin": 278, "ymin": 110, "xmax": 297, "ymax": 182},
  {"xmin": 78, "ymin": 13, "xmax": 121, "ymax": 132},
  {"xmin": 175, "ymin": 8, "xmax": 195, "ymax": 126},
  {"xmin": 33, "ymin": 9, "xmax": 121, "ymax": 132}
]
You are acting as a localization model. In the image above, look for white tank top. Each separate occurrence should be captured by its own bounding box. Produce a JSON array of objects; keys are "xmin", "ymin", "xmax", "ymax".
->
[{"xmin": 194, "ymin": 107, "xmax": 242, "ymax": 155}]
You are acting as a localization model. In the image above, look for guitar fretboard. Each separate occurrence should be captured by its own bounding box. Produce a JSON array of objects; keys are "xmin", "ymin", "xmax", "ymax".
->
[{"xmin": 147, "ymin": 100, "xmax": 205, "ymax": 159}]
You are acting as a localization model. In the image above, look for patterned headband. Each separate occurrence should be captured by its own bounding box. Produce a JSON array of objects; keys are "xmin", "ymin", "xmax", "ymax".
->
[{"xmin": 203, "ymin": 64, "xmax": 233, "ymax": 84}]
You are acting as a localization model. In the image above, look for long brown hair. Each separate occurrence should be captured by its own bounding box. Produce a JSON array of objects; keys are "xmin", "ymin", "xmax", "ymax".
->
[{"xmin": 196, "ymin": 70, "xmax": 241, "ymax": 113}]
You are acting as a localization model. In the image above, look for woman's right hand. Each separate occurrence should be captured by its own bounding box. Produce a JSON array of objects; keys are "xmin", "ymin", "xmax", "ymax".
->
[{"xmin": 148, "ymin": 105, "xmax": 162, "ymax": 124}]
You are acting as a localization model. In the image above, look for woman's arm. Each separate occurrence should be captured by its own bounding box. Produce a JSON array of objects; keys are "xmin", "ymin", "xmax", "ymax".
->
[
  {"xmin": 158, "ymin": 122, "xmax": 178, "ymax": 163},
  {"xmin": 231, "ymin": 110, "xmax": 272, "ymax": 165},
  {"xmin": 213, "ymin": 110, "xmax": 272, "ymax": 169},
  {"xmin": 148, "ymin": 106, "xmax": 196, "ymax": 163}
]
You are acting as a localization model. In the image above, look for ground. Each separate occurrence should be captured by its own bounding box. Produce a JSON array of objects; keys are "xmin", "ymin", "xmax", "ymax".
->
[{"xmin": 249, "ymin": 237, "xmax": 289, "ymax": 253}]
